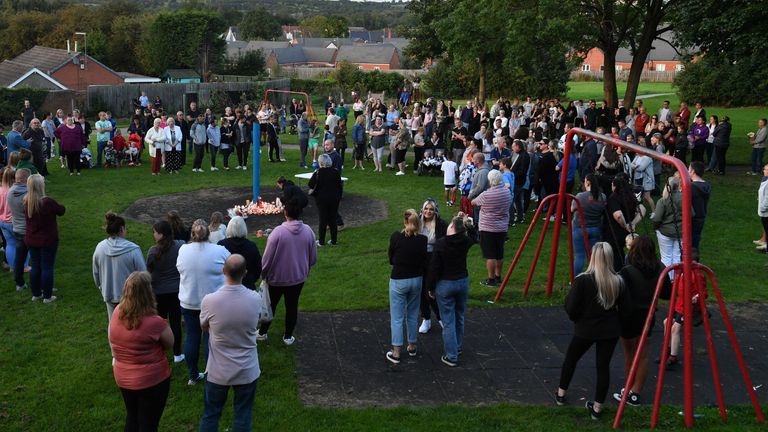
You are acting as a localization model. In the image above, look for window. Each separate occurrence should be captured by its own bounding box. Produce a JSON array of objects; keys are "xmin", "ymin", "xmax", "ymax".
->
[
  {"xmin": 675, "ymin": 64, "xmax": 684, "ymax": 72},
  {"xmin": 599, "ymin": 65, "xmax": 605, "ymax": 71},
  {"xmin": 655, "ymin": 63, "xmax": 666, "ymax": 72},
  {"xmin": 581, "ymin": 64, "xmax": 590, "ymax": 72},
  {"xmin": 615, "ymin": 65, "xmax": 623, "ymax": 71},
  {"xmin": 373, "ymin": 66, "xmax": 381, "ymax": 71}
]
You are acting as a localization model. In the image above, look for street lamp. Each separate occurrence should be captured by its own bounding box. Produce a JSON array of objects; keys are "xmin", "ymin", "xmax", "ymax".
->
[{"xmin": 74, "ymin": 32, "xmax": 87, "ymax": 70}]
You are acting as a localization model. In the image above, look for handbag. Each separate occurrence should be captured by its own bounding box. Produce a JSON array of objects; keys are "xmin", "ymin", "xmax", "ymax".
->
[{"xmin": 257, "ymin": 281, "xmax": 273, "ymax": 326}]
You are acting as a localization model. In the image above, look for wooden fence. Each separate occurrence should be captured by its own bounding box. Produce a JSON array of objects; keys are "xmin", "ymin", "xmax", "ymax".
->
[
  {"xmin": 272, "ymin": 67, "xmax": 427, "ymax": 79},
  {"xmin": 87, "ymin": 79, "xmax": 291, "ymax": 118},
  {"xmin": 570, "ymin": 70, "xmax": 678, "ymax": 83}
]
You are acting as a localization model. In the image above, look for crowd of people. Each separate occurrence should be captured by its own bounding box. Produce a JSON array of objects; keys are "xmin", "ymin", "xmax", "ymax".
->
[{"xmin": 3, "ymin": 91, "xmax": 768, "ymax": 428}]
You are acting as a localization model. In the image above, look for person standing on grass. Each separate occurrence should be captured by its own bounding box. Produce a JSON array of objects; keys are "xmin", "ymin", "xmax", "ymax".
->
[
  {"xmin": 93, "ymin": 212, "xmax": 147, "ymax": 356},
  {"xmin": 8, "ymin": 168, "xmax": 31, "ymax": 291},
  {"xmin": 748, "ymin": 118, "xmax": 767, "ymax": 176},
  {"xmin": 571, "ymin": 174, "xmax": 606, "ymax": 276},
  {"xmin": 556, "ymin": 242, "xmax": 631, "ymax": 420},
  {"xmin": 257, "ymin": 201, "xmax": 317, "ymax": 346},
  {"xmin": 146, "ymin": 220, "xmax": 186, "ymax": 363},
  {"xmin": 688, "ymin": 161, "xmax": 711, "ymax": 251},
  {"xmin": 427, "ymin": 213, "xmax": 476, "ymax": 368},
  {"xmin": 176, "ymin": 220, "xmax": 231, "ymax": 385},
  {"xmin": 0, "ymin": 167, "xmax": 17, "ymax": 274},
  {"xmin": 206, "ymin": 117, "xmax": 221, "ymax": 171},
  {"xmin": 95, "ymin": 111, "xmax": 112, "ymax": 167},
  {"xmin": 352, "ymin": 114, "xmax": 366, "ymax": 170},
  {"xmin": 110, "ymin": 271, "xmax": 173, "ymax": 432},
  {"xmin": 308, "ymin": 154, "xmax": 343, "ymax": 247},
  {"xmin": 613, "ymin": 235, "xmax": 671, "ymax": 407},
  {"xmin": 190, "ymin": 115, "xmax": 207, "ymax": 173},
  {"xmin": 24, "ymin": 174, "xmax": 65, "ymax": 303},
  {"xmin": 199, "ymin": 254, "xmax": 262, "ymax": 432},
  {"xmin": 467, "ymin": 152, "xmax": 490, "ymax": 224},
  {"xmin": 756, "ymin": 164, "xmax": 768, "ymax": 253},
  {"xmin": 386, "ymin": 209, "xmax": 428, "ymax": 364},
  {"xmin": 472, "ymin": 170, "xmax": 511, "ymax": 287}
]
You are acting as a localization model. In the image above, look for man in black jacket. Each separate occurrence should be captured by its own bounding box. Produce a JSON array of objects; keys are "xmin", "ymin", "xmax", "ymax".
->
[{"xmin": 510, "ymin": 140, "xmax": 530, "ymax": 224}]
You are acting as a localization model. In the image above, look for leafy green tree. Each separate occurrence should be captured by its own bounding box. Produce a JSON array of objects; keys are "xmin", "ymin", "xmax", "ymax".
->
[
  {"xmin": 107, "ymin": 14, "xmax": 147, "ymax": 73},
  {"xmin": 670, "ymin": 0, "xmax": 768, "ymax": 106},
  {"xmin": 300, "ymin": 15, "xmax": 348, "ymax": 38},
  {"xmin": 220, "ymin": 50, "xmax": 266, "ymax": 77},
  {"xmin": 142, "ymin": 10, "xmax": 226, "ymax": 80},
  {"xmin": 401, "ymin": 0, "xmax": 444, "ymax": 65},
  {"xmin": 0, "ymin": 11, "xmax": 56, "ymax": 58},
  {"xmin": 239, "ymin": 7, "xmax": 282, "ymax": 40}
]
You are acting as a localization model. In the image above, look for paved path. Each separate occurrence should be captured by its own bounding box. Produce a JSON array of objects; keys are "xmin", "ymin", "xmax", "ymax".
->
[
  {"xmin": 636, "ymin": 93, "xmax": 675, "ymax": 100},
  {"xmin": 294, "ymin": 304, "xmax": 768, "ymax": 408}
]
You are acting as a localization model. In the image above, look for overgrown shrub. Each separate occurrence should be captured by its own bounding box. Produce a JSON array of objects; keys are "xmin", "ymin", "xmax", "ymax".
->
[
  {"xmin": 675, "ymin": 55, "xmax": 768, "ymax": 107},
  {"xmin": 0, "ymin": 88, "xmax": 47, "ymax": 126}
]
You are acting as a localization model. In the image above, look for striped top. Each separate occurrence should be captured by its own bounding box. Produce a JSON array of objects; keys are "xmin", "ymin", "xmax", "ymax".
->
[{"xmin": 474, "ymin": 185, "xmax": 511, "ymax": 233}]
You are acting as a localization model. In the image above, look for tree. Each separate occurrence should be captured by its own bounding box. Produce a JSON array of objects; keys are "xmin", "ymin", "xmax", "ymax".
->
[
  {"xmin": 107, "ymin": 14, "xmax": 147, "ymax": 73},
  {"xmin": 669, "ymin": 0, "xmax": 768, "ymax": 106},
  {"xmin": 142, "ymin": 10, "xmax": 226, "ymax": 80},
  {"xmin": 220, "ymin": 50, "xmax": 266, "ymax": 77},
  {"xmin": 0, "ymin": 11, "xmax": 56, "ymax": 59},
  {"xmin": 401, "ymin": 0, "xmax": 444, "ymax": 65},
  {"xmin": 300, "ymin": 15, "xmax": 348, "ymax": 38},
  {"xmin": 433, "ymin": 0, "xmax": 506, "ymax": 101},
  {"xmin": 239, "ymin": 7, "xmax": 282, "ymax": 40}
]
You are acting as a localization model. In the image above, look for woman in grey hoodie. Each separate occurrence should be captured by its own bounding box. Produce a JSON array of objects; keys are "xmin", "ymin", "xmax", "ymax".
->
[{"xmin": 92, "ymin": 212, "xmax": 146, "ymax": 357}]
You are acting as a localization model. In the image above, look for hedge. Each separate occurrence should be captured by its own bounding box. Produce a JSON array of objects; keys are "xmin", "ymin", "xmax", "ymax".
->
[{"xmin": 0, "ymin": 88, "xmax": 48, "ymax": 126}]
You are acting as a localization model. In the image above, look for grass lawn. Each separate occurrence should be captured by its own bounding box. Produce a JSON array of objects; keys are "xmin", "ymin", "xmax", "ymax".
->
[
  {"xmin": 566, "ymin": 81, "xmax": 675, "ymax": 102},
  {"xmin": 1, "ymin": 90, "xmax": 767, "ymax": 430}
]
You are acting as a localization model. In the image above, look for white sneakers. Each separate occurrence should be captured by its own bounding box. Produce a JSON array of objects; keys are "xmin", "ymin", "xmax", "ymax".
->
[
  {"xmin": 396, "ymin": 171, "xmax": 405, "ymax": 176},
  {"xmin": 43, "ymin": 296, "xmax": 57, "ymax": 304},
  {"xmin": 283, "ymin": 336, "xmax": 295, "ymax": 346},
  {"xmin": 174, "ymin": 354, "xmax": 186, "ymax": 363},
  {"xmin": 419, "ymin": 319, "xmax": 431, "ymax": 334},
  {"xmin": 256, "ymin": 332, "xmax": 268, "ymax": 341}
]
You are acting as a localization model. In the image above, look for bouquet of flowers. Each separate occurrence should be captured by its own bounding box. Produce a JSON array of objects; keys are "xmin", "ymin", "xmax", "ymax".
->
[{"xmin": 227, "ymin": 197, "xmax": 285, "ymax": 219}]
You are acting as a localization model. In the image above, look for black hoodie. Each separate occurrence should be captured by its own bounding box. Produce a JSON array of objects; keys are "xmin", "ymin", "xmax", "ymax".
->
[{"xmin": 426, "ymin": 231, "xmax": 477, "ymax": 291}]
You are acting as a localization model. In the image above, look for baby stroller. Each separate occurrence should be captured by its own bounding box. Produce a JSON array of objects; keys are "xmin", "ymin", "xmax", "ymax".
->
[
  {"xmin": 80, "ymin": 147, "xmax": 94, "ymax": 168},
  {"xmin": 417, "ymin": 150, "xmax": 444, "ymax": 176}
]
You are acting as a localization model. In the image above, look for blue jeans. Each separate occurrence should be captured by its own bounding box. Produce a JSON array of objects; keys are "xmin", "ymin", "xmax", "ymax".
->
[
  {"xmin": 181, "ymin": 307, "xmax": 208, "ymax": 381},
  {"xmin": 752, "ymin": 148, "xmax": 765, "ymax": 173},
  {"xmin": 389, "ymin": 277, "xmax": 422, "ymax": 346},
  {"xmin": 436, "ymin": 276, "xmax": 469, "ymax": 362},
  {"xmin": 572, "ymin": 225, "xmax": 602, "ymax": 276},
  {"xmin": 200, "ymin": 379, "xmax": 258, "ymax": 432},
  {"xmin": 97, "ymin": 140, "xmax": 107, "ymax": 166},
  {"xmin": 29, "ymin": 241, "xmax": 58, "ymax": 299},
  {"xmin": 0, "ymin": 221, "xmax": 17, "ymax": 270}
]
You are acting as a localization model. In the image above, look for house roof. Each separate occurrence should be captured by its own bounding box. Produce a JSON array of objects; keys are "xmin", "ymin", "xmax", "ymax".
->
[
  {"xmin": 117, "ymin": 72, "xmax": 161, "ymax": 83},
  {"xmin": 11, "ymin": 45, "xmax": 76, "ymax": 74},
  {"xmin": 302, "ymin": 47, "xmax": 336, "ymax": 64},
  {"xmin": 383, "ymin": 37, "xmax": 410, "ymax": 53},
  {"xmin": 294, "ymin": 37, "xmax": 352, "ymax": 49},
  {"xmin": 336, "ymin": 44, "xmax": 397, "ymax": 65},
  {"xmin": 163, "ymin": 69, "xmax": 200, "ymax": 79},
  {"xmin": 227, "ymin": 40, "xmax": 292, "ymax": 59},
  {"xmin": 0, "ymin": 60, "xmax": 35, "ymax": 87},
  {"xmin": 349, "ymin": 30, "xmax": 386, "ymax": 44},
  {"xmin": 271, "ymin": 47, "xmax": 307, "ymax": 65},
  {"xmin": 616, "ymin": 31, "xmax": 680, "ymax": 63}
]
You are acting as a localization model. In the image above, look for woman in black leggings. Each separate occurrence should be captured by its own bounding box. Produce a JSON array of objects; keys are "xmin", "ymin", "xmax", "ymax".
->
[
  {"xmin": 308, "ymin": 154, "xmax": 343, "ymax": 246},
  {"xmin": 556, "ymin": 242, "xmax": 631, "ymax": 420}
]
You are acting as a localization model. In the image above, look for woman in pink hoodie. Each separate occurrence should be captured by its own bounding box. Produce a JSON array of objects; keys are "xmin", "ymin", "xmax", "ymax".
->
[{"xmin": 258, "ymin": 201, "xmax": 317, "ymax": 345}]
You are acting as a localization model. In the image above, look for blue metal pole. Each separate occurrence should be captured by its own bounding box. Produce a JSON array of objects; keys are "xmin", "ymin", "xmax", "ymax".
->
[{"xmin": 252, "ymin": 122, "xmax": 261, "ymax": 201}]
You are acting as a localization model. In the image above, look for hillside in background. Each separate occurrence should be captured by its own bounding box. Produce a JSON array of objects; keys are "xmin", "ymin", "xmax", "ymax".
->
[{"xmin": 62, "ymin": 0, "xmax": 410, "ymax": 29}]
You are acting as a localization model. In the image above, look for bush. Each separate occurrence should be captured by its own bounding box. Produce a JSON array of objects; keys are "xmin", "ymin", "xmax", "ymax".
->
[
  {"xmin": 675, "ymin": 54, "xmax": 768, "ymax": 107},
  {"xmin": 0, "ymin": 88, "xmax": 48, "ymax": 126}
]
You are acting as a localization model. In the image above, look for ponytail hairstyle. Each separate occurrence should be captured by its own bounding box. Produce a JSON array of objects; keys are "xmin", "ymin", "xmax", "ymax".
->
[
  {"xmin": 402, "ymin": 208, "xmax": 421, "ymax": 237},
  {"xmin": 585, "ymin": 242, "xmax": 623, "ymax": 309},
  {"xmin": 105, "ymin": 211, "xmax": 126, "ymax": 237},
  {"xmin": 190, "ymin": 219, "xmax": 210, "ymax": 243}
]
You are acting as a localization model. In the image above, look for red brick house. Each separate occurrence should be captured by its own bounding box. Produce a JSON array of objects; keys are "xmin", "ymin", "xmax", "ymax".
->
[
  {"xmin": 0, "ymin": 45, "xmax": 123, "ymax": 91},
  {"xmin": 578, "ymin": 33, "xmax": 683, "ymax": 74},
  {"xmin": 336, "ymin": 44, "xmax": 401, "ymax": 71}
]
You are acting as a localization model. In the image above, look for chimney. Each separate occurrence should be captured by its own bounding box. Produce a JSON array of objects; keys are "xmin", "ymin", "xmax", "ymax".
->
[{"xmin": 67, "ymin": 40, "xmax": 71, "ymax": 53}]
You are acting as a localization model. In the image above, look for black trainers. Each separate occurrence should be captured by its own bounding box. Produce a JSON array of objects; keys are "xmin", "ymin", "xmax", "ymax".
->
[
  {"xmin": 612, "ymin": 388, "xmax": 641, "ymax": 406},
  {"xmin": 585, "ymin": 400, "xmax": 601, "ymax": 420},
  {"xmin": 441, "ymin": 355, "xmax": 458, "ymax": 367},
  {"xmin": 480, "ymin": 278, "xmax": 499, "ymax": 287},
  {"xmin": 555, "ymin": 391, "xmax": 566, "ymax": 406}
]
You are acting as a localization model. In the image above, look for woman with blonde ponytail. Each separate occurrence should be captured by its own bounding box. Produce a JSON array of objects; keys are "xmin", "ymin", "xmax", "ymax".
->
[
  {"xmin": 556, "ymin": 242, "xmax": 631, "ymax": 420},
  {"xmin": 386, "ymin": 209, "xmax": 427, "ymax": 364}
]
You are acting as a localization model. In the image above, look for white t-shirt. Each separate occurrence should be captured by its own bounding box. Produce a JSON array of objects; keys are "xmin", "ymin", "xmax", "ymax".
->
[{"xmin": 441, "ymin": 160, "xmax": 458, "ymax": 186}]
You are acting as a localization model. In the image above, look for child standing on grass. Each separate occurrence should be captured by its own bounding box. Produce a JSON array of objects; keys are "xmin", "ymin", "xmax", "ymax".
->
[
  {"xmin": 441, "ymin": 151, "xmax": 458, "ymax": 207},
  {"xmin": 104, "ymin": 141, "xmax": 118, "ymax": 168}
]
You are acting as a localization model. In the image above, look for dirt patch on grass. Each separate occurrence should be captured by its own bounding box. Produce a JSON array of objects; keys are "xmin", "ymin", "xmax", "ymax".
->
[{"xmin": 123, "ymin": 186, "xmax": 387, "ymax": 233}]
